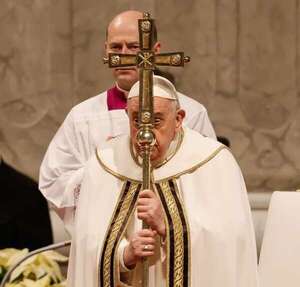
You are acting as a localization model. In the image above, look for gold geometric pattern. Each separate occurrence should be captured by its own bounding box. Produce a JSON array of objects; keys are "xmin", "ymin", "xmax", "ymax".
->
[
  {"xmin": 156, "ymin": 179, "xmax": 190, "ymax": 287},
  {"xmin": 99, "ymin": 181, "xmax": 140, "ymax": 287}
]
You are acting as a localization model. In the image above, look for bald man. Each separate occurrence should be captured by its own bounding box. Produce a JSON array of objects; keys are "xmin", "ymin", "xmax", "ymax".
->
[{"xmin": 39, "ymin": 11, "xmax": 216, "ymax": 233}]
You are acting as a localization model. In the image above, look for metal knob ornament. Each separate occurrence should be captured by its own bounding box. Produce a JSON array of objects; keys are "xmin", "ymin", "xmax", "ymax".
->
[{"xmin": 136, "ymin": 127, "xmax": 156, "ymax": 148}]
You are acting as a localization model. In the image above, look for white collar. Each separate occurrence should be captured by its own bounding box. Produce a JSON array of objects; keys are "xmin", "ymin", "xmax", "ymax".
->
[
  {"xmin": 130, "ymin": 130, "xmax": 183, "ymax": 169},
  {"xmin": 96, "ymin": 128, "xmax": 224, "ymax": 182}
]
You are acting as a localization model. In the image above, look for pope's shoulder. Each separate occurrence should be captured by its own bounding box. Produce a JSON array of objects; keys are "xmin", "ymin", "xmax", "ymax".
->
[
  {"xmin": 180, "ymin": 128, "xmax": 238, "ymax": 166},
  {"xmin": 179, "ymin": 129, "xmax": 243, "ymax": 183}
]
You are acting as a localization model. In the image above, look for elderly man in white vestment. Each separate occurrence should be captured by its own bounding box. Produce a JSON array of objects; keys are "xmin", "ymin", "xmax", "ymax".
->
[
  {"xmin": 66, "ymin": 76, "xmax": 258, "ymax": 287},
  {"xmin": 39, "ymin": 10, "xmax": 216, "ymax": 232}
]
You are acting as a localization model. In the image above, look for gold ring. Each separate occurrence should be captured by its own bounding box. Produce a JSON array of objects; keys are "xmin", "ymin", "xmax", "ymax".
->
[{"xmin": 143, "ymin": 245, "xmax": 149, "ymax": 251}]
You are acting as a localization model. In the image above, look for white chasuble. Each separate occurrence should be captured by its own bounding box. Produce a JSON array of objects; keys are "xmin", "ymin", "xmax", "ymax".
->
[
  {"xmin": 39, "ymin": 91, "xmax": 216, "ymax": 234},
  {"xmin": 67, "ymin": 128, "xmax": 258, "ymax": 287}
]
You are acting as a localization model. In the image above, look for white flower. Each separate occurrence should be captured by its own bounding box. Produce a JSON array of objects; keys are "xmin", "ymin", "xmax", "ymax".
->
[{"xmin": 0, "ymin": 249, "xmax": 68, "ymax": 287}]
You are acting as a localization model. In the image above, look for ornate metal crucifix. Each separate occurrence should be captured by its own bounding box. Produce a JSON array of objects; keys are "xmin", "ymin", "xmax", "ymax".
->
[{"xmin": 103, "ymin": 12, "xmax": 190, "ymax": 287}]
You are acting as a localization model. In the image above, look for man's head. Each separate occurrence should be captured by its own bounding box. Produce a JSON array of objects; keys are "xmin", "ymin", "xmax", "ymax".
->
[
  {"xmin": 105, "ymin": 10, "xmax": 160, "ymax": 91},
  {"xmin": 127, "ymin": 76, "xmax": 185, "ymax": 167}
]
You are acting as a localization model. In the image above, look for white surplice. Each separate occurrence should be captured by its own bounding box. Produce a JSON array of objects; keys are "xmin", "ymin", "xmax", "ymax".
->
[
  {"xmin": 67, "ymin": 128, "xmax": 258, "ymax": 287},
  {"xmin": 39, "ymin": 90, "xmax": 216, "ymax": 232}
]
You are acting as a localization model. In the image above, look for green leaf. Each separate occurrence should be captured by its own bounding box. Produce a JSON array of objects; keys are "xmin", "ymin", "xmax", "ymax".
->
[{"xmin": 0, "ymin": 265, "xmax": 7, "ymax": 282}]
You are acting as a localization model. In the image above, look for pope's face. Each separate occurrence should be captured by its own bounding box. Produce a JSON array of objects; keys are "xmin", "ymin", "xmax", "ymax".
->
[{"xmin": 128, "ymin": 97, "xmax": 185, "ymax": 167}]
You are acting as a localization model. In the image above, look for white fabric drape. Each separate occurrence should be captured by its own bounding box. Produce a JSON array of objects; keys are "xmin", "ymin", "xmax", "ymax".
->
[{"xmin": 67, "ymin": 128, "xmax": 258, "ymax": 287}]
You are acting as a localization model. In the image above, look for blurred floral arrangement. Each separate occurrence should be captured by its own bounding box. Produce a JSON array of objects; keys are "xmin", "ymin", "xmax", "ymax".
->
[{"xmin": 0, "ymin": 248, "xmax": 68, "ymax": 287}]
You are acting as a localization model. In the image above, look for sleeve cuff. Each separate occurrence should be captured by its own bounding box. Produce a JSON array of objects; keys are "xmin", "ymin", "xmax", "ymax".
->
[
  {"xmin": 118, "ymin": 239, "xmax": 133, "ymax": 273},
  {"xmin": 160, "ymin": 235, "xmax": 167, "ymax": 263}
]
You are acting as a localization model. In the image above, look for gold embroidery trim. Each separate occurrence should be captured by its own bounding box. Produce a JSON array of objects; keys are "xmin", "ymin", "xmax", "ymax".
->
[
  {"xmin": 98, "ymin": 181, "xmax": 140, "ymax": 287},
  {"xmin": 96, "ymin": 149, "xmax": 140, "ymax": 183},
  {"xmin": 172, "ymin": 179, "xmax": 191, "ymax": 287},
  {"xmin": 156, "ymin": 145, "xmax": 227, "ymax": 183},
  {"xmin": 96, "ymin": 145, "xmax": 227, "ymax": 183},
  {"xmin": 157, "ymin": 180, "xmax": 190, "ymax": 287}
]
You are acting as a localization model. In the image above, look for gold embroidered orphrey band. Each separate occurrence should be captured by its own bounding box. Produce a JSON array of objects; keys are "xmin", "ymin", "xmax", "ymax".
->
[
  {"xmin": 98, "ymin": 179, "xmax": 191, "ymax": 287},
  {"xmin": 155, "ymin": 179, "xmax": 191, "ymax": 287},
  {"xmin": 98, "ymin": 181, "xmax": 142, "ymax": 287}
]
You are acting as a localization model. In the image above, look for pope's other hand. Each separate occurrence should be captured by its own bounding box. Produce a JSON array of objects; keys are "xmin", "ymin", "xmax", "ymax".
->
[{"xmin": 123, "ymin": 229, "xmax": 156, "ymax": 269}]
